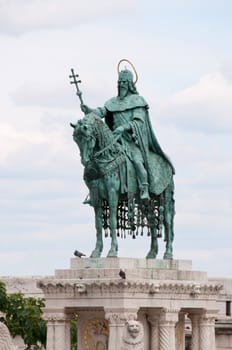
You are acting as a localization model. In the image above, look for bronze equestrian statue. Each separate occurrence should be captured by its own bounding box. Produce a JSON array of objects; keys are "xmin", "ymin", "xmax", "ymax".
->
[{"xmin": 70, "ymin": 60, "xmax": 175, "ymax": 259}]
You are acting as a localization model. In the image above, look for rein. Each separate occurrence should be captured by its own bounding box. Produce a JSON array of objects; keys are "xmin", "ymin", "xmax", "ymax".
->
[{"xmin": 93, "ymin": 134, "xmax": 121, "ymax": 159}]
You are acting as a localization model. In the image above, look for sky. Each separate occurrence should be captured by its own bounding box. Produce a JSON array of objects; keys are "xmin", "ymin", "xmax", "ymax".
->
[{"xmin": 0, "ymin": 0, "xmax": 231, "ymax": 278}]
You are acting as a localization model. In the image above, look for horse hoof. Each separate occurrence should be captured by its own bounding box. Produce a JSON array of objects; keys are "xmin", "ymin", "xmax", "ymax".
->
[
  {"xmin": 107, "ymin": 250, "xmax": 118, "ymax": 258},
  {"xmin": 90, "ymin": 250, "xmax": 101, "ymax": 258},
  {"xmin": 163, "ymin": 252, "xmax": 173, "ymax": 259},
  {"xmin": 146, "ymin": 251, "xmax": 157, "ymax": 259}
]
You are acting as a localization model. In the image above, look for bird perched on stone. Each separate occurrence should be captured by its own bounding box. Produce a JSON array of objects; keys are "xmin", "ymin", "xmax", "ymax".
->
[
  {"xmin": 74, "ymin": 250, "xmax": 86, "ymax": 258},
  {"xmin": 119, "ymin": 269, "xmax": 126, "ymax": 279}
]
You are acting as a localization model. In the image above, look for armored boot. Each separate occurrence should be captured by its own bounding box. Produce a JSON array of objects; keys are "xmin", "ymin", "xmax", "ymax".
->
[{"xmin": 140, "ymin": 183, "xmax": 150, "ymax": 200}]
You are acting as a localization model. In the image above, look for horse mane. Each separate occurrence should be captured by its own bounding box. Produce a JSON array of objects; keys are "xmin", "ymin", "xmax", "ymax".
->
[{"xmin": 87, "ymin": 113, "xmax": 122, "ymax": 158}]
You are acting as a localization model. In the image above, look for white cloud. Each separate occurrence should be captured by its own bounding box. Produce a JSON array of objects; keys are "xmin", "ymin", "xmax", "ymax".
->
[
  {"xmin": 11, "ymin": 82, "xmax": 69, "ymax": 108},
  {"xmin": 0, "ymin": 122, "xmax": 72, "ymax": 162},
  {"xmin": 158, "ymin": 72, "xmax": 232, "ymax": 133},
  {"xmin": 0, "ymin": 124, "xmax": 50, "ymax": 162},
  {"xmin": 175, "ymin": 248, "xmax": 232, "ymax": 277},
  {"xmin": 0, "ymin": 0, "xmax": 135, "ymax": 35}
]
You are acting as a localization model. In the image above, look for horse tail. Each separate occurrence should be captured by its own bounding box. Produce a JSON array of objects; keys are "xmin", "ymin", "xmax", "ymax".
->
[{"xmin": 163, "ymin": 177, "xmax": 175, "ymax": 243}]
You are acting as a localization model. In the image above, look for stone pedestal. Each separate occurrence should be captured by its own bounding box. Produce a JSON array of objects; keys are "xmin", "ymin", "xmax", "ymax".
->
[{"xmin": 38, "ymin": 258, "xmax": 222, "ymax": 350}]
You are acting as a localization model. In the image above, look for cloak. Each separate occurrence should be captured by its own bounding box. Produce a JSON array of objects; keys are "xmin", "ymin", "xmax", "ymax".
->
[{"xmin": 104, "ymin": 94, "xmax": 175, "ymax": 174}]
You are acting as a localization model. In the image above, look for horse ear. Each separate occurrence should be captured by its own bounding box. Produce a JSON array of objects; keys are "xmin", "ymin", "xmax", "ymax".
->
[{"xmin": 70, "ymin": 122, "xmax": 76, "ymax": 128}]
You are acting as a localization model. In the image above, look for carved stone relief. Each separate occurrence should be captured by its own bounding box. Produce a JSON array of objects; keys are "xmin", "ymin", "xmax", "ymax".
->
[
  {"xmin": 82, "ymin": 318, "xmax": 109, "ymax": 350},
  {"xmin": 121, "ymin": 320, "xmax": 144, "ymax": 350}
]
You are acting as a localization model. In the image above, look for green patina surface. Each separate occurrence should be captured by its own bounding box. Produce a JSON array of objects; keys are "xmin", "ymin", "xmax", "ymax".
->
[{"xmin": 70, "ymin": 64, "xmax": 175, "ymax": 260}]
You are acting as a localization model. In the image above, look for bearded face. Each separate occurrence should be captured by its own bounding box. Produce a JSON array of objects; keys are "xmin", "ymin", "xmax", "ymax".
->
[{"xmin": 118, "ymin": 79, "xmax": 129, "ymax": 99}]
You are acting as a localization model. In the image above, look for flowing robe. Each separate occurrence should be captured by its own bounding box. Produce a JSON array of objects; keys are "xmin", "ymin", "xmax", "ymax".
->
[{"xmin": 94, "ymin": 94, "xmax": 174, "ymax": 195}]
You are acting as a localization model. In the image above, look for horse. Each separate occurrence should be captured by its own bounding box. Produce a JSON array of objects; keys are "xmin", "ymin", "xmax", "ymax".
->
[{"xmin": 71, "ymin": 112, "xmax": 175, "ymax": 259}]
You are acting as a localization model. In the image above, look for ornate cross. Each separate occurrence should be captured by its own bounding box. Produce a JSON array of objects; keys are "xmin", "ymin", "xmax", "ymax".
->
[{"xmin": 69, "ymin": 68, "xmax": 84, "ymax": 105}]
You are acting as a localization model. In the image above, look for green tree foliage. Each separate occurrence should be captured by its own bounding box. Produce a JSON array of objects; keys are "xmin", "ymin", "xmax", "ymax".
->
[
  {"xmin": 0, "ymin": 281, "xmax": 8, "ymax": 311},
  {"xmin": 70, "ymin": 320, "xmax": 78, "ymax": 350},
  {"xmin": 0, "ymin": 281, "xmax": 46, "ymax": 350}
]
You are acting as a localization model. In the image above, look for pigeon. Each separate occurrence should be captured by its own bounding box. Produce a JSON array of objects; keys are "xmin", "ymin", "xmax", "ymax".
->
[
  {"xmin": 74, "ymin": 250, "xmax": 86, "ymax": 258},
  {"xmin": 119, "ymin": 269, "xmax": 126, "ymax": 279}
]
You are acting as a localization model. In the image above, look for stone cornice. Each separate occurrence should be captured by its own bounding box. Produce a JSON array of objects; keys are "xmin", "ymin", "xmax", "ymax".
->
[
  {"xmin": 215, "ymin": 327, "xmax": 232, "ymax": 335},
  {"xmin": 37, "ymin": 279, "xmax": 222, "ymax": 297},
  {"xmin": 44, "ymin": 312, "xmax": 71, "ymax": 322}
]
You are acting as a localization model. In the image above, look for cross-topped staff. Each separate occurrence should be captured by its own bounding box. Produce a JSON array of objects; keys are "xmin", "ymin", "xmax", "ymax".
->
[{"xmin": 69, "ymin": 68, "xmax": 84, "ymax": 106}]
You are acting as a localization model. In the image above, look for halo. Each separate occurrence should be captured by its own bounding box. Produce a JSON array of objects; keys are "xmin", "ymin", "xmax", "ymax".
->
[{"xmin": 117, "ymin": 59, "xmax": 138, "ymax": 84}]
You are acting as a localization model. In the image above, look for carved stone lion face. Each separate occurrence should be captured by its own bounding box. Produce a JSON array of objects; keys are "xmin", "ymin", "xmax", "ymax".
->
[{"xmin": 127, "ymin": 320, "xmax": 141, "ymax": 339}]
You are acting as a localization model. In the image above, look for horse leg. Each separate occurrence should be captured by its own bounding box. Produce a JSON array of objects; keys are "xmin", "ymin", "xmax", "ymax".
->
[
  {"xmin": 163, "ymin": 180, "xmax": 175, "ymax": 259},
  {"xmin": 90, "ymin": 204, "xmax": 103, "ymax": 258},
  {"xmin": 146, "ymin": 227, "xmax": 158, "ymax": 259},
  {"xmin": 107, "ymin": 203, "xmax": 118, "ymax": 257},
  {"xmin": 106, "ymin": 177, "xmax": 119, "ymax": 257}
]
